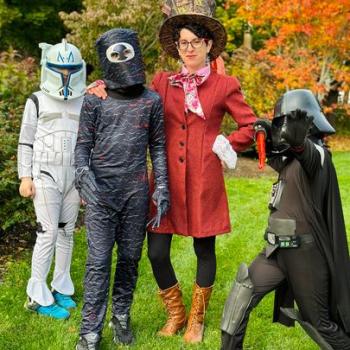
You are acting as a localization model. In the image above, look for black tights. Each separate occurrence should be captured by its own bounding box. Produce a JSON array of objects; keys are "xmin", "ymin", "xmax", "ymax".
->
[{"xmin": 147, "ymin": 232, "xmax": 216, "ymax": 290}]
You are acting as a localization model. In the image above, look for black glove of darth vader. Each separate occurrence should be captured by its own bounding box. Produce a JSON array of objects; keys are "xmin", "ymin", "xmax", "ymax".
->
[{"xmin": 281, "ymin": 109, "xmax": 314, "ymax": 149}]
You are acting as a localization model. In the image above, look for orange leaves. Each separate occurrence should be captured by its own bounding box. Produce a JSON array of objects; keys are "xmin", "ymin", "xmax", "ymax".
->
[
  {"xmin": 323, "ymin": 106, "xmax": 334, "ymax": 114},
  {"xmin": 224, "ymin": 0, "xmax": 350, "ymax": 110},
  {"xmin": 227, "ymin": 0, "xmax": 349, "ymax": 50}
]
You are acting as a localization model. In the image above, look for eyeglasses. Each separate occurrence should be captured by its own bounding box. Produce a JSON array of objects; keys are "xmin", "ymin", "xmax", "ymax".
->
[{"xmin": 176, "ymin": 38, "xmax": 208, "ymax": 51}]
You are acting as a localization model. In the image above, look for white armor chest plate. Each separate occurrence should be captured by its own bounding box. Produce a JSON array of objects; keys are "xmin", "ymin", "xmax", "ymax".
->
[{"xmin": 33, "ymin": 92, "xmax": 83, "ymax": 154}]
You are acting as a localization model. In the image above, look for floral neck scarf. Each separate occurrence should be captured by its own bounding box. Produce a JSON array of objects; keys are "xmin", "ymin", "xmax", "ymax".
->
[{"xmin": 169, "ymin": 65, "xmax": 210, "ymax": 119}]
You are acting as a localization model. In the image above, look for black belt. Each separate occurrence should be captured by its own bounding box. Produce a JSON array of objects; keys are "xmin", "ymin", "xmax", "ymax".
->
[{"xmin": 264, "ymin": 232, "xmax": 314, "ymax": 248}]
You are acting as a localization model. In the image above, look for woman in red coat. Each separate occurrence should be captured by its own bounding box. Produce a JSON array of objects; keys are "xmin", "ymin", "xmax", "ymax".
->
[{"xmin": 147, "ymin": 1, "xmax": 257, "ymax": 344}]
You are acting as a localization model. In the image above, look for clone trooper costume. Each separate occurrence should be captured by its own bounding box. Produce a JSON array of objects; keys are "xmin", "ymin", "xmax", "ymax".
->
[
  {"xmin": 75, "ymin": 29, "xmax": 168, "ymax": 349},
  {"xmin": 221, "ymin": 90, "xmax": 350, "ymax": 350},
  {"xmin": 18, "ymin": 39, "xmax": 85, "ymax": 318}
]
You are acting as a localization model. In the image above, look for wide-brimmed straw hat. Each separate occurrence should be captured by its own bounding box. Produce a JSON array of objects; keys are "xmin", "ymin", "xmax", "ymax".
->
[{"xmin": 159, "ymin": 0, "xmax": 227, "ymax": 60}]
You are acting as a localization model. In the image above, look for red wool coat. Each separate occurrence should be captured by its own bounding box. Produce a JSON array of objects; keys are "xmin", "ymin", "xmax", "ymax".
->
[{"xmin": 148, "ymin": 71, "xmax": 257, "ymax": 238}]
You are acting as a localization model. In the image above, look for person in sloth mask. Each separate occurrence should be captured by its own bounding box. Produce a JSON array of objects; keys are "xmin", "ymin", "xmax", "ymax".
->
[
  {"xmin": 75, "ymin": 28, "xmax": 169, "ymax": 350},
  {"xmin": 221, "ymin": 89, "xmax": 350, "ymax": 350}
]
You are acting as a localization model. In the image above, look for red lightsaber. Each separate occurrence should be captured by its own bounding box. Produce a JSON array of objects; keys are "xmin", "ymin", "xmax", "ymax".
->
[{"xmin": 256, "ymin": 130, "xmax": 266, "ymax": 170}]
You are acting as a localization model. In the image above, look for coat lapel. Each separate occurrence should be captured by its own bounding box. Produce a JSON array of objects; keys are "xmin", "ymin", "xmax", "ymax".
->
[{"xmin": 166, "ymin": 79, "xmax": 185, "ymax": 122}]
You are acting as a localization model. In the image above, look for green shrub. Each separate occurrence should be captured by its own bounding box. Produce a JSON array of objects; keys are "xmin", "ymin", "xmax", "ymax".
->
[
  {"xmin": 0, "ymin": 50, "xmax": 39, "ymax": 235},
  {"xmin": 60, "ymin": 0, "xmax": 163, "ymax": 83},
  {"xmin": 0, "ymin": 0, "xmax": 83, "ymax": 57}
]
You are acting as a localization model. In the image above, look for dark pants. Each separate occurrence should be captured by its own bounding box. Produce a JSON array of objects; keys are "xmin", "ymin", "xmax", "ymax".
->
[
  {"xmin": 222, "ymin": 240, "xmax": 350, "ymax": 350},
  {"xmin": 80, "ymin": 193, "xmax": 147, "ymax": 336},
  {"xmin": 147, "ymin": 233, "xmax": 216, "ymax": 289}
]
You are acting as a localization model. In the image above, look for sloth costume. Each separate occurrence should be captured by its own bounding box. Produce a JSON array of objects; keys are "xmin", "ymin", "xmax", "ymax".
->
[{"xmin": 75, "ymin": 29, "xmax": 169, "ymax": 349}]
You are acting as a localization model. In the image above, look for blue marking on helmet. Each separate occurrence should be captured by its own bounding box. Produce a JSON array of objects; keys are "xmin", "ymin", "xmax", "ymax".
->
[
  {"xmin": 68, "ymin": 51, "xmax": 74, "ymax": 63},
  {"xmin": 64, "ymin": 86, "xmax": 68, "ymax": 100},
  {"xmin": 63, "ymin": 73, "xmax": 72, "ymax": 100},
  {"xmin": 47, "ymin": 62, "xmax": 83, "ymax": 70},
  {"xmin": 57, "ymin": 52, "xmax": 65, "ymax": 63}
]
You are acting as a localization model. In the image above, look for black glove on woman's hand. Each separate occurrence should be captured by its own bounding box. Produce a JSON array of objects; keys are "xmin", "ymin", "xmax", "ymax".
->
[
  {"xmin": 254, "ymin": 119, "xmax": 273, "ymax": 156},
  {"xmin": 253, "ymin": 119, "xmax": 272, "ymax": 140}
]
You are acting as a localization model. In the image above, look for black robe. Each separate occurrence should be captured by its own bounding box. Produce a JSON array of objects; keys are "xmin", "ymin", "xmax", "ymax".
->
[{"xmin": 270, "ymin": 139, "xmax": 350, "ymax": 333}]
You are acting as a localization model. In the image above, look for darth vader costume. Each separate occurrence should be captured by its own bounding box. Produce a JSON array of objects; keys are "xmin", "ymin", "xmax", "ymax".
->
[
  {"xmin": 75, "ymin": 29, "xmax": 168, "ymax": 349},
  {"xmin": 221, "ymin": 89, "xmax": 350, "ymax": 350}
]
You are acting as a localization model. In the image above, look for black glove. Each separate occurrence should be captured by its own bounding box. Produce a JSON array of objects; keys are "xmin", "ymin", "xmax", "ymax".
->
[
  {"xmin": 148, "ymin": 186, "xmax": 170, "ymax": 229},
  {"xmin": 253, "ymin": 119, "xmax": 271, "ymax": 140},
  {"xmin": 281, "ymin": 109, "xmax": 313, "ymax": 149},
  {"xmin": 253, "ymin": 119, "xmax": 273, "ymax": 156},
  {"xmin": 75, "ymin": 166, "xmax": 99, "ymax": 205}
]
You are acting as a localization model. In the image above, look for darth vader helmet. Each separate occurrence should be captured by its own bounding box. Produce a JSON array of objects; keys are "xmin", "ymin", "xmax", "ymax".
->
[{"xmin": 272, "ymin": 89, "xmax": 335, "ymax": 152}]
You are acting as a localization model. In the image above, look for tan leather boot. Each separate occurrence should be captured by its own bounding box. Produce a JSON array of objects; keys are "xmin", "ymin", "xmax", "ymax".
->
[
  {"xmin": 157, "ymin": 283, "xmax": 187, "ymax": 336},
  {"xmin": 183, "ymin": 283, "xmax": 213, "ymax": 343}
]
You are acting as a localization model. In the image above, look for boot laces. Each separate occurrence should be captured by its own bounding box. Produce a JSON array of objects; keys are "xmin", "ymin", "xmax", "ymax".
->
[{"xmin": 188, "ymin": 289, "xmax": 206, "ymax": 329}]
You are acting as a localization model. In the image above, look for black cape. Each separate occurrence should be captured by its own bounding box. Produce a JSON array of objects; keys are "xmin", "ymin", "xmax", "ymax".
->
[{"xmin": 270, "ymin": 139, "xmax": 350, "ymax": 333}]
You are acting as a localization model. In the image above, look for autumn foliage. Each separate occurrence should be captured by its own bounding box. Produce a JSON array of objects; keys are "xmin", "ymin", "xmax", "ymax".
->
[{"xmin": 225, "ymin": 0, "xmax": 350, "ymax": 116}]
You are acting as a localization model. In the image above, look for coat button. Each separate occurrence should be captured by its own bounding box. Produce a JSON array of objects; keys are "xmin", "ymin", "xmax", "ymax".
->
[
  {"xmin": 181, "ymin": 124, "xmax": 186, "ymax": 130},
  {"xmin": 179, "ymin": 141, "xmax": 185, "ymax": 146},
  {"xmin": 179, "ymin": 157, "xmax": 185, "ymax": 163}
]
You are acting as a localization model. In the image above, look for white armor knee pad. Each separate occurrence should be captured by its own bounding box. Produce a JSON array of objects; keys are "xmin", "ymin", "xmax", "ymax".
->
[
  {"xmin": 36, "ymin": 222, "xmax": 59, "ymax": 243},
  {"xmin": 58, "ymin": 222, "xmax": 75, "ymax": 237}
]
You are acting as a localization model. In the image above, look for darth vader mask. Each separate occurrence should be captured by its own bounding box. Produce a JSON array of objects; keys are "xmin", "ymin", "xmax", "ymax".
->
[{"xmin": 271, "ymin": 115, "xmax": 290, "ymax": 153}]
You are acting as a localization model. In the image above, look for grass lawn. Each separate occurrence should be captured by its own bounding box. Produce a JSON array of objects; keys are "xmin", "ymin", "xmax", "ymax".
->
[{"xmin": 0, "ymin": 152, "xmax": 349, "ymax": 350}]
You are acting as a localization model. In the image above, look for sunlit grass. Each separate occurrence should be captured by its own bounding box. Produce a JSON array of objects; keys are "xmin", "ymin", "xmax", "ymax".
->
[{"xmin": 0, "ymin": 152, "xmax": 348, "ymax": 349}]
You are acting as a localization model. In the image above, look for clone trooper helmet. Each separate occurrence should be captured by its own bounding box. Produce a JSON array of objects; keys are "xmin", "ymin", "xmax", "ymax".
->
[
  {"xmin": 95, "ymin": 28, "xmax": 146, "ymax": 89},
  {"xmin": 272, "ymin": 89, "xmax": 335, "ymax": 152},
  {"xmin": 39, "ymin": 39, "xmax": 86, "ymax": 100}
]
